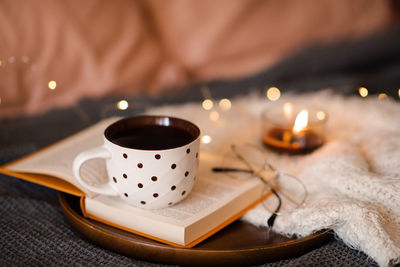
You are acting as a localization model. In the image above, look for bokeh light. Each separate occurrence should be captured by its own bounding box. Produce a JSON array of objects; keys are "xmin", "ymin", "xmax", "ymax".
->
[
  {"xmin": 358, "ymin": 87, "xmax": 368, "ymax": 97},
  {"xmin": 201, "ymin": 135, "xmax": 212, "ymax": 144},
  {"xmin": 48, "ymin": 81, "xmax": 57, "ymax": 90},
  {"xmin": 219, "ymin": 98, "xmax": 231, "ymax": 111},
  {"xmin": 266, "ymin": 87, "xmax": 281, "ymax": 101},
  {"xmin": 209, "ymin": 111, "xmax": 220, "ymax": 121},
  {"xmin": 202, "ymin": 99, "xmax": 214, "ymax": 110},
  {"xmin": 316, "ymin": 111, "xmax": 326, "ymax": 121},
  {"xmin": 378, "ymin": 93, "xmax": 388, "ymax": 100},
  {"xmin": 117, "ymin": 100, "xmax": 129, "ymax": 110}
]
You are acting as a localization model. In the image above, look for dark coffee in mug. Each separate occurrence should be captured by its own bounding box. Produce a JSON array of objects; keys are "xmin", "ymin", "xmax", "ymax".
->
[
  {"xmin": 105, "ymin": 116, "xmax": 200, "ymax": 150},
  {"xmin": 110, "ymin": 125, "xmax": 194, "ymax": 150}
]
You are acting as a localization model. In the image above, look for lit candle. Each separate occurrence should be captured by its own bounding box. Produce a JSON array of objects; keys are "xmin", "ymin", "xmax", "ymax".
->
[{"xmin": 262, "ymin": 104, "xmax": 326, "ymax": 154}]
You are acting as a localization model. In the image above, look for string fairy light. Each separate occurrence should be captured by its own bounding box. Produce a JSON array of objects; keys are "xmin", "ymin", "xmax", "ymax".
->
[
  {"xmin": 202, "ymin": 99, "xmax": 214, "ymax": 110},
  {"xmin": 117, "ymin": 100, "xmax": 129, "ymax": 110},
  {"xmin": 266, "ymin": 87, "xmax": 281, "ymax": 101},
  {"xmin": 201, "ymin": 135, "xmax": 212, "ymax": 144},
  {"xmin": 358, "ymin": 87, "xmax": 368, "ymax": 98},
  {"xmin": 316, "ymin": 111, "xmax": 326, "ymax": 121},
  {"xmin": 209, "ymin": 111, "xmax": 220, "ymax": 121},
  {"xmin": 48, "ymin": 81, "xmax": 56, "ymax": 90},
  {"xmin": 378, "ymin": 93, "xmax": 388, "ymax": 100},
  {"xmin": 219, "ymin": 98, "xmax": 232, "ymax": 111}
]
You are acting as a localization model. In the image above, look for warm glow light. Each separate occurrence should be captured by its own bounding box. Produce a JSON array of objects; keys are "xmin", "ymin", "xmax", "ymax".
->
[
  {"xmin": 0, "ymin": 97, "xmax": 2, "ymax": 105},
  {"xmin": 117, "ymin": 100, "xmax": 129, "ymax": 110},
  {"xmin": 293, "ymin": 110, "xmax": 309, "ymax": 133},
  {"xmin": 219, "ymin": 98, "xmax": 231, "ymax": 111},
  {"xmin": 201, "ymin": 135, "xmax": 212, "ymax": 144},
  {"xmin": 48, "ymin": 81, "xmax": 57, "ymax": 90},
  {"xmin": 0, "ymin": 60, "xmax": 2, "ymax": 66},
  {"xmin": 398, "ymin": 89, "xmax": 400, "ymax": 98},
  {"xmin": 266, "ymin": 87, "xmax": 281, "ymax": 101},
  {"xmin": 316, "ymin": 111, "xmax": 326, "ymax": 121},
  {"xmin": 202, "ymin": 99, "xmax": 214, "ymax": 110},
  {"xmin": 21, "ymin": 56, "xmax": 29, "ymax": 63},
  {"xmin": 378, "ymin": 93, "xmax": 388, "ymax": 100},
  {"xmin": 283, "ymin": 102, "xmax": 293, "ymax": 120},
  {"xmin": 209, "ymin": 111, "xmax": 220, "ymax": 121},
  {"xmin": 358, "ymin": 87, "xmax": 368, "ymax": 97}
]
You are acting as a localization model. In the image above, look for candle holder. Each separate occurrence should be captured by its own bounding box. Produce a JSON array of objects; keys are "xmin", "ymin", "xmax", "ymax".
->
[{"xmin": 262, "ymin": 103, "xmax": 327, "ymax": 154}]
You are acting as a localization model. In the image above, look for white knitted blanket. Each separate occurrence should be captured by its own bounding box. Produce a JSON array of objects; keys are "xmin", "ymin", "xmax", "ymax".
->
[{"xmin": 149, "ymin": 91, "xmax": 400, "ymax": 266}]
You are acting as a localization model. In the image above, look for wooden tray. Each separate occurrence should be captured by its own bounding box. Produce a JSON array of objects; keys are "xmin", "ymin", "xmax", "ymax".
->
[{"xmin": 59, "ymin": 193, "xmax": 332, "ymax": 266}]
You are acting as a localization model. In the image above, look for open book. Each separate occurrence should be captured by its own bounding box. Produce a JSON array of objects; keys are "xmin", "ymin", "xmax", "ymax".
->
[{"xmin": 0, "ymin": 118, "xmax": 265, "ymax": 248}]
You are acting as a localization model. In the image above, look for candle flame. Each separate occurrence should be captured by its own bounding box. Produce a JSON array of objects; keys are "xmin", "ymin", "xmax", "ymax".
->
[
  {"xmin": 283, "ymin": 102, "xmax": 293, "ymax": 121},
  {"xmin": 293, "ymin": 110, "xmax": 308, "ymax": 133}
]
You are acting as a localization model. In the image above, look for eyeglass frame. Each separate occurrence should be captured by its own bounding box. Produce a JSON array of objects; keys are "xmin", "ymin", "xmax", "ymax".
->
[{"xmin": 212, "ymin": 144, "xmax": 307, "ymax": 228}]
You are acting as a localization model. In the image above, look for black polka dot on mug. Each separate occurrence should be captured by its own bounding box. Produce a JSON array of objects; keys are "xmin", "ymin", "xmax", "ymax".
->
[
  {"xmin": 185, "ymin": 171, "xmax": 189, "ymax": 177},
  {"xmin": 141, "ymin": 201, "xmax": 146, "ymax": 205},
  {"xmin": 181, "ymin": 191, "xmax": 186, "ymax": 196},
  {"xmin": 123, "ymin": 153, "xmax": 128, "ymax": 159},
  {"xmin": 137, "ymin": 163, "xmax": 143, "ymax": 168},
  {"xmin": 123, "ymin": 173, "xmax": 128, "ymax": 179},
  {"xmin": 171, "ymin": 163, "xmax": 176, "ymax": 169},
  {"xmin": 155, "ymin": 154, "xmax": 161, "ymax": 160},
  {"xmin": 151, "ymin": 176, "xmax": 158, "ymax": 182},
  {"xmin": 186, "ymin": 148, "xmax": 190, "ymax": 154}
]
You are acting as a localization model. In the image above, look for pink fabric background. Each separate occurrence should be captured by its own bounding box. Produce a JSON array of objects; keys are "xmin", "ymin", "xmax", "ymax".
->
[{"xmin": 0, "ymin": 0, "xmax": 396, "ymax": 117}]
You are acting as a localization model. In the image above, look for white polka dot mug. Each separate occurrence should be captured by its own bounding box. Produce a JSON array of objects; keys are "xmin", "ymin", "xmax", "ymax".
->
[{"xmin": 73, "ymin": 115, "xmax": 201, "ymax": 209}]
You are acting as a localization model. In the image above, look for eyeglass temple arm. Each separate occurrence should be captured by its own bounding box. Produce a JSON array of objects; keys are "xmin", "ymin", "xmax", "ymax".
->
[
  {"xmin": 212, "ymin": 167, "xmax": 253, "ymax": 173},
  {"xmin": 256, "ymin": 172, "xmax": 282, "ymax": 228}
]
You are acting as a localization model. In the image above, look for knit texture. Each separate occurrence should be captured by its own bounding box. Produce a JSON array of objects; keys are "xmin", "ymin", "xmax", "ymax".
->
[{"xmin": 150, "ymin": 91, "xmax": 400, "ymax": 266}]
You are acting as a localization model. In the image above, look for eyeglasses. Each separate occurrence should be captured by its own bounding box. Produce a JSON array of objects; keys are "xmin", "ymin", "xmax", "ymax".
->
[{"xmin": 212, "ymin": 144, "xmax": 308, "ymax": 228}]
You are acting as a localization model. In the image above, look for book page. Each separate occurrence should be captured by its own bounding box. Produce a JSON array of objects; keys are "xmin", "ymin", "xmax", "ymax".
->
[
  {"xmin": 84, "ymin": 152, "xmax": 264, "ymax": 245},
  {"xmin": 149, "ymin": 177, "xmax": 245, "ymax": 221},
  {"xmin": 5, "ymin": 117, "xmax": 119, "ymax": 192},
  {"xmin": 88, "ymin": 169, "xmax": 257, "ymax": 225},
  {"xmin": 86, "ymin": 152, "xmax": 262, "ymax": 224}
]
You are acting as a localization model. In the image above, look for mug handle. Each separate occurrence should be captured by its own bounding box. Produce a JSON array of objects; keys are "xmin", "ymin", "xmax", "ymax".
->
[{"xmin": 72, "ymin": 146, "xmax": 119, "ymax": 196}]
